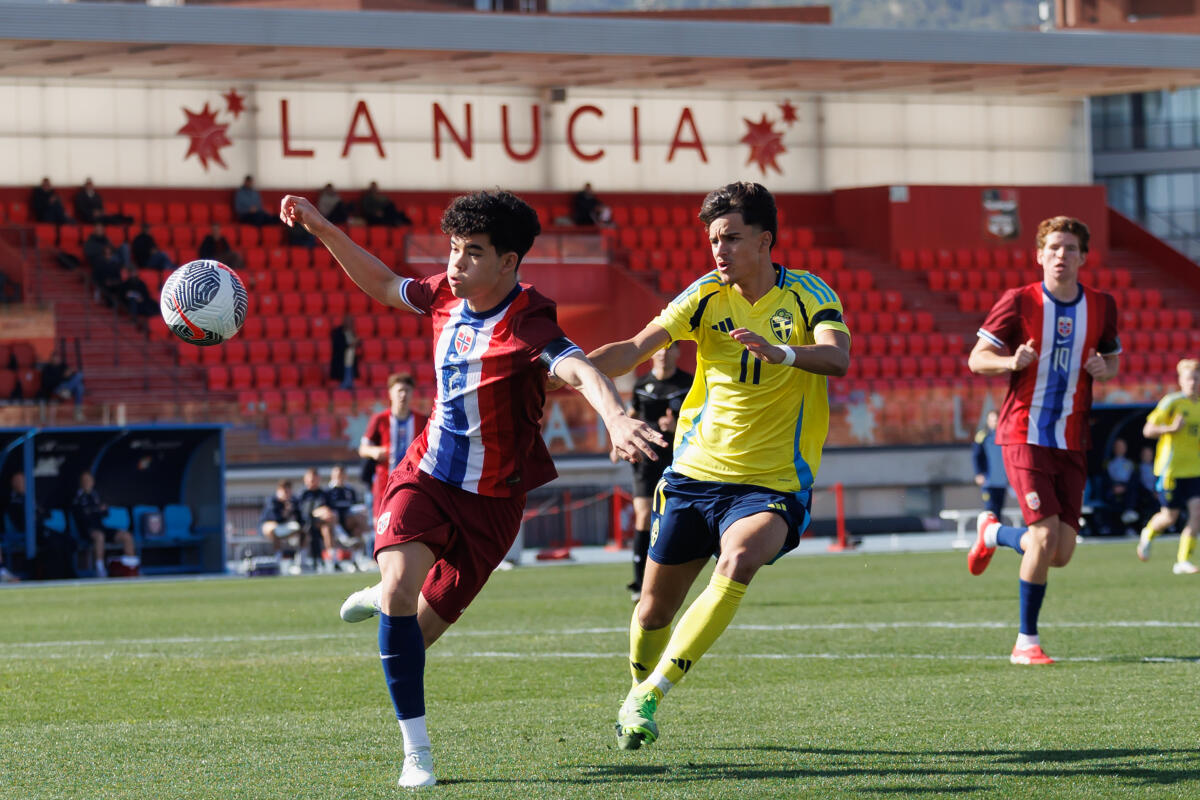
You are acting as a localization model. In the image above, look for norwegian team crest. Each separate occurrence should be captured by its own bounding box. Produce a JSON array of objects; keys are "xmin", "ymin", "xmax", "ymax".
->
[
  {"xmin": 375, "ymin": 511, "xmax": 392, "ymax": 536},
  {"xmin": 1057, "ymin": 317, "xmax": 1073, "ymax": 338},
  {"xmin": 770, "ymin": 309, "xmax": 794, "ymax": 343},
  {"xmin": 1025, "ymin": 491, "xmax": 1041, "ymax": 511},
  {"xmin": 453, "ymin": 326, "xmax": 475, "ymax": 355}
]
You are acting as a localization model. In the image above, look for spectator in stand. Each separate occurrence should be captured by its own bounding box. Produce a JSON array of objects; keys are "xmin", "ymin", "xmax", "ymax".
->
[
  {"xmin": 325, "ymin": 464, "xmax": 370, "ymax": 560},
  {"xmin": 118, "ymin": 267, "xmax": 157, "ymax": 332},
  {"xmin": 38, "ymin": 347, "xmax": 85, "ymax": 410},
  {"xmin": 972, "ymin": 409, "xmax": 1008, "ymax": 519},
  {"xmin": 330, "ymin": 314, "xmax": 362, "ymax": 390},
  {"xmin": 1138, "ymin": 445, "xmax": 1158, "ymax": 518},
  {"xmin": 360, "ymin": 181, "xmax": 411, "ymax": 227},
  {"xmin": 571, "ymin": 182, "xmax": 613, "ymax": 227},
  {"xmin": 234, "ymin": 175, "xmax": 273, "ymax": 226},
  {"xmin": 296, "ymin": 467, "xmax": 335, "ymax": 572},
  {"xmin": 260, "ymin": 478, "xmax": 303, "ymax": 560},
  {"xmin": 30, "ymin": 177, "xmax": 71, "ymax": 225},
  {"xmin": 358, "ymin": 372, "xmax": 427, "ymax": 523},
  {"xmin": 129, "ymin": 223, "xmax": 176, "ymax": 271},
  {"xmin": 70, "ymin": 470, "xmax": 138, "ymax": 579},
  {"xmin": 72, "ymin": 179, "xmax": 133, "ymax": 226},
  {"xmin": 317, "ymin": 183, "xmax": 351, "ymax": 225},
  {"xmin": 197, "ymin": 223, "xmax": 244, "ymax": 270},
  {"xmin": 1102, "ymin": 437, "xmax": 1140, "ymax": 535}
]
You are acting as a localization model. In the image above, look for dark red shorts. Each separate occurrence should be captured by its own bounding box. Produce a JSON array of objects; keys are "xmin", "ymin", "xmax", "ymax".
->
[
  {"xmin": 1001, "ymin": 443, "xmax": 1087, "ymax": 528},
  {"xmin": 373, "ymin": 457, "xmax": 525, "ymax": 623}
]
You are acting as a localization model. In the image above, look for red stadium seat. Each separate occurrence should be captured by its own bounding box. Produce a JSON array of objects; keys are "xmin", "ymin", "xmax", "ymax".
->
[
  {"xmin": 230, "ymin": 365, "xmax": 254, "ymax": 390},
  {"xmin": 325, "ymin": 293, "xmax": 347, "ymax": 318},
  {"xmin": 242, "ymin": 318, "xmax": 265, "ymax": 340},
  {"xmin": 945, "ymin": 271, "xmax": 964, "ymax": 292},
  {"xmin": 992, "ymin": 249, "xmax": 1010, "ymax": 269},
  {"xmin": 375, "ymin": 316, "xmax": 397, "ymax": 339},
  {"xmin": 318, "ymin": 271, "xmax": 342, "ymax": 293},
  {"xmin": 928, "ymin": 271, "xmax": 946, "ymax": 292},
  {"xmin": 279, "ymin": 292, "xmax": 302, "ymax": 316},
  {"xmin": 167, "ymin": 203, "xmax": 187, "ymax": 225},
  {"xmin": 267, "ymin": 417, "xmax": 291, "ymax": 441},
  {"xmin": 273, "ymin": 271, "xmax": 297, "ymax": 293},
  {"xmin": 914, "ymin": 311, "xmax": 934, "ymax": 333},
  {"xmin": 199, "ymin": 346, "xmax": 223, "ymax": 367},
  {"xmin": 247, "ymin": 340, "xmax": 271, "ymax": 364},
  {"xmin": 283, "ymin": 389, "xmax": 307, "ymax": 414},
  {"xmin": 259, "ymin": 226, "xmax": 283, "ymax": 247},
  {"xmin": 1124, "ymin": 352, "xmax": 1147, "ymax": 375},
  {"xmin": 289, "ymin": 248, "xmax": 311, "ymax": 270},
  {"xmin": 285, "ymin": 318, "xmax": 308, "ymax": 340},
  {"xmin": 34, "ymin": 223, "xmax": 57, "ymax": 248},
  {"xmin": 253, "ymin": 365, "xmax": 277, "ymax": 390},
  {"xmin": 302, "ymin": 295, "xmax": 324, "ymax": 317},
  {"xmin": 347, "ymin": 293, "xmax": 370, "ymax": 315},
  {"xmin": 206, "ymin": 366, "xmax": 230, "ymax": 391},
  {"xmin": 258, "ymin": 390, "xmax": 283, "ymax": 414},
  {"xmin": 188, "ymin": 203, "xmax": 211, "ymax": 226},
  {"xmin": 244, "ymin": 249, "xmax": 266, "ymax": 271},
  {"xmin": 964, "ymin": 271, "xmax": 983, "ymax": 291},
  {"xmin": 898, "ymin": 250, "xmax": 916, "ymax": 270},
  {"xmin": 295, "ymin": 271, "xmax": 317, "ymax": 293},
  {"xmin": 954, "ymin": 249, "xmax": 972, "ymax": 269},
  {"xmin": 238, "ymin": 225, "xmax": 260, "ymax": 248},
  {"xmin": 143, "ymin": 202, "xmax": 166, "ymax": 225}
]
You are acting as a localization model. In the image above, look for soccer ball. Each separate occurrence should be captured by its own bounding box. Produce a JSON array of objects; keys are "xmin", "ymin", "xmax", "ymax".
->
[{"xmin": 160, "ymin": 259, "xmax": 248, "ymax": 346}]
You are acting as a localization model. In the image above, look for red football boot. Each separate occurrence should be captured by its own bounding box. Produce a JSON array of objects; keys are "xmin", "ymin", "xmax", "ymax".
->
[{"xmin": 967, "ymin": 511, "xmax": 999, "ymax": 576}]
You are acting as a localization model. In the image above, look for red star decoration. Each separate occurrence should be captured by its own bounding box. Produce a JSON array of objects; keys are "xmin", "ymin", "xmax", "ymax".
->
[
  {"xmin": 740, "ymin": 115, "xmax": 786, "ymax": 176},
  {"xmin": 222, "ymin": 88, "xmax": 246, "ymax": 119},
  {"xmin": 177, "ymin": 103, "xmax": 232, "ymax": 171},
  {"xmin": 778, "ymin": 99, "xmax": 798, "ymax": 126}
]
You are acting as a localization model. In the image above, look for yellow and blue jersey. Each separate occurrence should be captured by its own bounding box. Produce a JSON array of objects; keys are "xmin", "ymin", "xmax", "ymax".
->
[
  {"xmin": 1147, "ymin": 392, "xmax": 1200, "ymax": 485},
  {"xmin": 650, "ymin": 264, "xmax": 849, "ymax": 493}
]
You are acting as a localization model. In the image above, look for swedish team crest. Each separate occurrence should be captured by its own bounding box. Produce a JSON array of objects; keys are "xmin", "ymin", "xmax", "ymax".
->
[
  {"xmin": 770, "ymin": 309, "xmax": 794, "ymax": 343},
  {"xmin": 1056, "ymin": 317, "xmax": 1073, "ymax": 338}
]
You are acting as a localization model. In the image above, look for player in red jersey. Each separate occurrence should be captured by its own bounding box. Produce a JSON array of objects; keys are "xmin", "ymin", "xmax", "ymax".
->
[
  {"xmin": 279, "ymin": 190, "xmax": 664, "ymax": 789},
  {"xmin": 966, "ymin": 216, "xmax": 1120, "ymax": 665},
  {"xmin": 359, "ymin": 371, "xmax": 427, "ymax": 523}
]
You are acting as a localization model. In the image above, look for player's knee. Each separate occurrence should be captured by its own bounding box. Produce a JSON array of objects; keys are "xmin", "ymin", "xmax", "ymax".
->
[{"xmin": 635, "ymin": 596, "xmax": 674, "ymax": 631}]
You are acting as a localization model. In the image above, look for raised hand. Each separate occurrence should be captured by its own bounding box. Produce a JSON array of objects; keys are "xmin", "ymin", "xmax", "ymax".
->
[{"xmin": 1011, "ymin": 338, "xmax": 1038, "ymax": 372}]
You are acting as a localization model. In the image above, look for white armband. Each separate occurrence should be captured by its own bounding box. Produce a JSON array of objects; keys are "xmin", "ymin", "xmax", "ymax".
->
[{"xmin": 779, "ymin": 346, "xmax": 796, "ymax": 367}]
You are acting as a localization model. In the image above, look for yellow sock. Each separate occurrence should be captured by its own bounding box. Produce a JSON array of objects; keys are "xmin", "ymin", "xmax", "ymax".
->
[
  {"xmin": 1178, "ymin": 532, "xmax": 1196, "ymax": 564},
  {"xmin": 650, "ymin": 572, "xmax": 747, "ymax": 689},
  {"xmin": 1141, "ymin": 525, "xmax": 1160, "ymax": 541},
  {"xmin": 629, "ymin": 615, "xmax": 671, "ymax": 686}
]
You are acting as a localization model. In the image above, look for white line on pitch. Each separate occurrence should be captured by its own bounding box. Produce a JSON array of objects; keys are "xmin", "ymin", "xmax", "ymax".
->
[{"xmin": 1, "ymin": 620, "xmax": 1197, "ymax": 650}]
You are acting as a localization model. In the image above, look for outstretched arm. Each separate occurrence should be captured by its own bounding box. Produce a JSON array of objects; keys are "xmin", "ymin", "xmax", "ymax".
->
[
  {"xmin": 730, "ymin": 326, "xmax": 850, "ymax": 376},
  {"xmin": 586, "ymin": 323, "xmax": 673, "ymax": 379},
  {"xmin": 551, "ymin": 353, "xmax": 667, "ymax": 463},
  {"xmin": 279, "ymin": 194, "xmax": 409, "ymax": 310}
]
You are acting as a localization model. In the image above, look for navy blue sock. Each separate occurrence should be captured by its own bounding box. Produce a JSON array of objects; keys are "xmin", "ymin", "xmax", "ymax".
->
[
  {"xmin": 996, "ymin": 524, "xmax": 1026, "ymax": 554},
  {"xmin": 1018, "ymin": 579, "xmax": 1046, "ymax": 636},
  {"xmin": 379, "ymin": 612, "xmax": 425, "ymax": 719}
]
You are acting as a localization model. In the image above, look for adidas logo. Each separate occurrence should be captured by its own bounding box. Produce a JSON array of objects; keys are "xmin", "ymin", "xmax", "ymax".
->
[
  {"xmin": 670, "ymin": 657, "xmax": 693, "ymax": 674},
  {"xmin": 710, "ymin": 317, "xmax": 735, "ymax": 334},
  {"xmin": 630, "ymin": 660, "xmax": 647, "ymax": 672}
]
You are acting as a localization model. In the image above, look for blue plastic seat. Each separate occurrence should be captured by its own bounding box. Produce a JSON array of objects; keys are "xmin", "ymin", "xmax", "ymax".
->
[
  {"xmin": 130, "ymin": 504, "xmax": 161, "ymax": 538},
  {"xmin": 163, "ymin": 504, "xmax": 194, "ymax": 540},
  {"xmin": 101, "ymin": 506, "xmax": 131, "ymax": 533}
]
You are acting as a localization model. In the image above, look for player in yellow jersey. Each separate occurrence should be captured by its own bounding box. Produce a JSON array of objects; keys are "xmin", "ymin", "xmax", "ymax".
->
[
  {"xmin": 1137, "ymin": 358, "xmax": 1200, "ymax": 574},
  {"xmin": 586, "ymin": 182, "xmax": 851, "ymax": 749}
]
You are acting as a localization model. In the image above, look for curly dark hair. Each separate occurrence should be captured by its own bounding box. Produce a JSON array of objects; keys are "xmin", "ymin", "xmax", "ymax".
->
[
  {"xmin": 698, "ymin": 182, "xmax": 778, "ymax": 250},
  {"xmin": 440, "ymin": 190, "xmax": 542, "ymax": 265}
]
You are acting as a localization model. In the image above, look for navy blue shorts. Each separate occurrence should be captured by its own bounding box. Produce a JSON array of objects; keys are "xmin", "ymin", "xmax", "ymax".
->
[
  {"xmin": 647, "ymin": 469, "xmax": 812, "ymax": 566},
  {"xmin": 1157, "ymin": 476, "xmax": 1200, "ymax": 511}
]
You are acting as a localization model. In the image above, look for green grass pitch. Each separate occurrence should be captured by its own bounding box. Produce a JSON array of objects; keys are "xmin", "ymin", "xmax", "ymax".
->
[{"xmin": 2, "ymin": 541, "xmax": 1198, "ymax": 799}]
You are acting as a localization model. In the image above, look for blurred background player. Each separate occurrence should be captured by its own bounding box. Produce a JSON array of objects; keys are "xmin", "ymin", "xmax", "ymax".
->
[
  {"xmin": 618, "ymin": 340, "xmax": 691, "ymax": 601},
  {"xmin": 259, "ymin": 479, "xmax": 303, "ymax": 563},
  {"xmin": 966, "ymin": 216, "xmax": 1120, "ymax": 665},
  {"xmin": 359, "ymin": 372, "xmax": 427, "ymax": 526},
  {"xmin": 587, "ymin": 181, "xmax": 850, "ymax": 750},
  {"xmin": 325, "ymin": 464, "xmax": 370, "ymax": 568},
  {"xmin": 1136, "ymin": 358, "xmax": 1200, "ymax": 574},
  {"xmin": 296, "ymin": 467, "xmax": 334, "ymax": 572},
  {"xmin": 70, "ymin": 470, "xmax": 138, "ymax": 578},
  {"xmin": 280, "ymin": 189, "xmax": 663, "ymax": 788},
  {"xmin": 972, "ymin": 409, "xmax": 1008, "ymax": 519},
  {"xmin": 1100, "ymin": 437, "xmax": 1141, "ymax": 536}
]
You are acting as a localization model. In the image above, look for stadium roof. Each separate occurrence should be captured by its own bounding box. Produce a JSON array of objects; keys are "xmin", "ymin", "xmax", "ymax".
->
[{"xmin": 3, "ymin": 3, "xmax": 1200, "ymax": 96}]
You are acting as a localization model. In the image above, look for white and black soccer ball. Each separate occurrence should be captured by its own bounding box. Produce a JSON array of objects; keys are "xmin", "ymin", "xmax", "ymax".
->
[{"xmin": 160, "ymin": 259, "xmax": 248, "ymax": 346}]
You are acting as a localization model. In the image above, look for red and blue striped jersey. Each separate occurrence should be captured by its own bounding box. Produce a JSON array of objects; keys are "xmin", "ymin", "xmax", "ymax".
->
[
  {"xmin": 397, "ymin": 274, "xmax": 580, "ymax": 497},
  {"xmin": 978, "ymin": 282, "xmax": 1120, "ymax": 452}
]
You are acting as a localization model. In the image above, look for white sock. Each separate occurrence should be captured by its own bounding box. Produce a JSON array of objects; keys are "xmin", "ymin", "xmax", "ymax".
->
[
  {"xmin": 398, "ymin": 716, "xmax": 431, "ymax": 755},
  {"xmin": 645, "ymin": 671, "xmax": 673, "ymax": 698},
  {"xmin": 983, "ymin": 521, "xmax": 1000, "ymax": 549},
  {"xmin": 95, "ymin": 560, "xmax": 107, "ymax": 577},
  {"xmin": 1016, "ymin": 632, "xmax": 1040, "ymax": 649},
  {"xmin": 120, "ymin": 555, "xmax": 140, "ymax": 568}
]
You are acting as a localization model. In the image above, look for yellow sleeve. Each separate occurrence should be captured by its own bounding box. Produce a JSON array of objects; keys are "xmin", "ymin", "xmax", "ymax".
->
[
  {"xmin": 1146, "ymin": 395, "xmax": 1177, "ymax": 427},
  {"xmin": 650, "ymin": 274, "xmax": 714, "ymax": 344},
  {"xmin": 793, "ymin": 272, "xmax": 850, "ymax": 340}
]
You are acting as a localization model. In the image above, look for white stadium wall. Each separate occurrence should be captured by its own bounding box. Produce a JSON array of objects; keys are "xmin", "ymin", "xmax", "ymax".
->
[{"xmin": 0, "ymin": 79, "xmax": 1090, "ymax": 192}]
